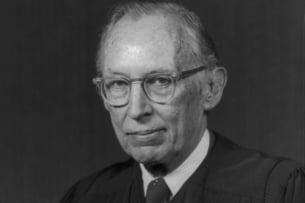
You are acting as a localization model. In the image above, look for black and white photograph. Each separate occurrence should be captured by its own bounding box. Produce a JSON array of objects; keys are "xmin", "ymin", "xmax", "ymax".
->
[{"xmin": 2, "ymin": 0, "xmax": 304, "ymax": 202}]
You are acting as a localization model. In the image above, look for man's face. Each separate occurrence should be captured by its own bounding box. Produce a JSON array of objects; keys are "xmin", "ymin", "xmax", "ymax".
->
[{"xmin": 102, "ymin": 15, "xmax": 207, "ymax": 170}]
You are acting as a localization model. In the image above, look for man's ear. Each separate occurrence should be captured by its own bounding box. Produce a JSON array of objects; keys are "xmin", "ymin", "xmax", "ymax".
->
[{"xmin": 203, "ymin": 66, "xmax": 227, "ymax": 111}]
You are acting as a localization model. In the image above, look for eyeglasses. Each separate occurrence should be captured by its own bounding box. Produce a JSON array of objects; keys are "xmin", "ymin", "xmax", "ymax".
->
[{"xmin": 93, "ymin": 65, "xmax": 207, "ymax": 107}]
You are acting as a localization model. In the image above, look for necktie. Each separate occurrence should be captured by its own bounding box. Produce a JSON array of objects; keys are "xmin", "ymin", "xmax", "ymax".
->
[{"xmin": 145, "ymin": 178, "xmax": 172, "ymax": 203}]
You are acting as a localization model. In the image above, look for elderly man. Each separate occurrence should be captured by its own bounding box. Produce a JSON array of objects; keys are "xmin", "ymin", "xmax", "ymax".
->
[{"xmin": 61, "ymin": 1, "xmax": 304, "ymax": 203}]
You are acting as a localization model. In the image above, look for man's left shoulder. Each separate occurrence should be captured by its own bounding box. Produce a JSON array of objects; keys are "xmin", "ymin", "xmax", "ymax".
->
[
  {"xmin": 210, "ymin": 133, "xmax": 303, "ymax": 175},
  {"xmin": 207, "ymin": 133, "xmax": 304, "ymax": 200}
]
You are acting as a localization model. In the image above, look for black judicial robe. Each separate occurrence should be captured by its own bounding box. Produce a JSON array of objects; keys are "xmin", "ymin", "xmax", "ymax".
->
[{"xmin": 60, "ymin": 133, "xmax": 305, "ymax": 203}]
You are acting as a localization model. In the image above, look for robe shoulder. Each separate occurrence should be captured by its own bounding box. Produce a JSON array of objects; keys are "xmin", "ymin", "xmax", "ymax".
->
[
  {"xmin": 205, "ymin": 134, "xmax": 305, "ymax": 203},
  {"xmin": 265, "ymin": 159, "xmax": 305, "ymax": 203},
  {"xmin": 59, "ymin": 159, "xmax": 137, "ymax": 203}
]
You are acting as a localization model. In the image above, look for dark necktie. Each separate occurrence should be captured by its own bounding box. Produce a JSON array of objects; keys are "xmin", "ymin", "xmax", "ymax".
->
[{"xmin": 145, "ymin": 178, "xmax": 172, "ymax": 203}]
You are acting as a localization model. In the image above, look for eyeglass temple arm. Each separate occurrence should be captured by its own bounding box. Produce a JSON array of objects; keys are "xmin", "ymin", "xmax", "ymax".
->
[{"xmin": 179, "ymin": 65, "xmax": 207, "ymax": 80}]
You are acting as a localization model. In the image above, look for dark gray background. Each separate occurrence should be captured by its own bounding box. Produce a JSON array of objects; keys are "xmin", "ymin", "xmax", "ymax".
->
[{"xmin": 1, "ymin": 0, "xmax": 304, "ymax": 202}]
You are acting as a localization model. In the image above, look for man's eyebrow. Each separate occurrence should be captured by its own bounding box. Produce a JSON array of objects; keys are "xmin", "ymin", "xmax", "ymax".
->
[
  {"xmin": 104, "ymin": 71, "xmax": 129, "ymax": 77},
  {"xmin": 105, "ymin": 68, "xmax": 174, "ymax": 77},
  {"xmin": 145, "ymin": 68, "xmax": 174, "ymax": 75}
]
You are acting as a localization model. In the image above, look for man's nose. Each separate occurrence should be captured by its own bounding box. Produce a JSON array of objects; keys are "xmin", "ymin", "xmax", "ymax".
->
[{"xmin": 127, "ymin": 83, "xmax": 153, "ymax": 120}]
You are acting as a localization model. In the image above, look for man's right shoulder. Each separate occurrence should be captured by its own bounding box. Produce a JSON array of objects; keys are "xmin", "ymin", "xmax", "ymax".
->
[{"xmin": 60, "ymin": 158, "xmax": 137, "ymax": 202}]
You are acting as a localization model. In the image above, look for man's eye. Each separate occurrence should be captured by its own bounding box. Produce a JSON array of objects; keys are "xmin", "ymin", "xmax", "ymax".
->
[
  {"xmin": 147, "ymin": 76, "xmax": 172, "ymax": 87},
  {"xmin": 106, "ymin": 80, "xmax": 128, "ymax": 89}
]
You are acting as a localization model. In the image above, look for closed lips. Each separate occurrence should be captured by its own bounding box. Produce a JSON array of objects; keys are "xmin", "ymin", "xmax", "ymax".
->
[{"xmin": 126, "ymin": 128, "xmax": 165, "ymax": 135}]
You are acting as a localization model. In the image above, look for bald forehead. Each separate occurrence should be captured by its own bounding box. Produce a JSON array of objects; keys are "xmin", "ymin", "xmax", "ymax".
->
[
  {"xmin": 101, "ymin": 14, "xmax": 178, "ymax": 73},
  {"xmin": 106, "ymin": 15, "xmax": 176, "ymax": 51}
]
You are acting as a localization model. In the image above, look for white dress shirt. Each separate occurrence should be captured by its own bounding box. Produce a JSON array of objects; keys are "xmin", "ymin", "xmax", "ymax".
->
[{"xmin": 140, "ymin": 129, "xmax": 210, "ymax": 198}]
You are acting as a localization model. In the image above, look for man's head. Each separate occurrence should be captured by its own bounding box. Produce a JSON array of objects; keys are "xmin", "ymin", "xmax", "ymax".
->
[{"xmin": 94, "ymin": 2, "xmax": 227, "ymax": 174}]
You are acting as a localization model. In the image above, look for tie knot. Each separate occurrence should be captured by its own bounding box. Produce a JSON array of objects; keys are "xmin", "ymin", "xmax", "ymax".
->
[{"xmin": 146, "ymin": 178, "xmax": 171, "ymax": 203}]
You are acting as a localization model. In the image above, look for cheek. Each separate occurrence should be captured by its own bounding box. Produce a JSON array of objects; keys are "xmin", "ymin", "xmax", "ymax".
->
[
  {"xmin": 108, "ymin": 108, "xmax": 128, "ymax": 142},
  {"xmin": 108, "ymin": 107, "xmax": 126, "ymax": 124},
  {"xmin": 109, "ymin": 113, "xmax": 132, "ymax": 154},
  {"xmin": 165, "ymin": 109, "xmax": 181, "ymax": 143},
  {"xmin": 166, "ymin": 83, "xmax": 203, "ymax": 134},
  {"xmin": 161, "ymin": 93, "xmax": 191, "ymax": 145}
]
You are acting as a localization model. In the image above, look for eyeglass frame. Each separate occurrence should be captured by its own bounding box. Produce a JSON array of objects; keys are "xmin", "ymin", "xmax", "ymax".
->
[{"xmin": 92, "ymin": 65, "xmax": 207, "ymax": 107}]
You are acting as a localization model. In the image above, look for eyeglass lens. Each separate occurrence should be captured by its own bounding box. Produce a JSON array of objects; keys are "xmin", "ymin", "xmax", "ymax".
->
[{"xmin": 102, "ymin": 75, "xmax": 175, "ymax": 105}]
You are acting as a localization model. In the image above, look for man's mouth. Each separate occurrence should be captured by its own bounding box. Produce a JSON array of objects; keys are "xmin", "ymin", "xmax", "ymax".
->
[{"xmin": 126, "ymin": 128, "xmax": 165, "ymax": 136}]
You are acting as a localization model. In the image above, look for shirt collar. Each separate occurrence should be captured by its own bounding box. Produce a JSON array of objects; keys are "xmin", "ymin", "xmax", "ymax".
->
[{"xmin": 140, "ymin": 129, "xmax": 210, "ymax": 197}]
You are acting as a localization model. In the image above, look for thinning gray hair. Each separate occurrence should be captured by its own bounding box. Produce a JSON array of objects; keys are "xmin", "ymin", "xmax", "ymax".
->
[{"xmin": 96, "ymin": 1, "xmax": 220, "ymax": 75}]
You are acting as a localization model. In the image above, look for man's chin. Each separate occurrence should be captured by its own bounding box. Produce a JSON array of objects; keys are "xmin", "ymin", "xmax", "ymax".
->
[
  {"xmin": 133, "ymin": 154, "xmax": 158, "ymax": 164},
  {"xmin": 130, "ymin": 147, "xmax": 165, "ymax": 164}
]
